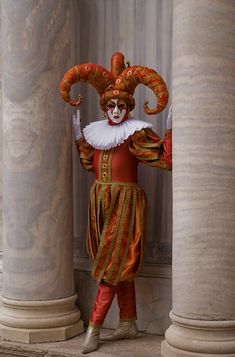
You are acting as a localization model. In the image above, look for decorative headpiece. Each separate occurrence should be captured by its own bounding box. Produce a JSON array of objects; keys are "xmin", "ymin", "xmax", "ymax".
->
[{"xmin": 60, "ymin": 52, "xmax": 168, "ymax": 115}]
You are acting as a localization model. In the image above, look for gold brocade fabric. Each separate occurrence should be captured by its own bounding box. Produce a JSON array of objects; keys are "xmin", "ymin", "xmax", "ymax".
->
[
  {"xmin": 75, "ymin": 128, "xmax": 172, "ymax": 285},
  {"xmin": 87, "ymin": 180, "xmax": 147, "ymax": 285},
  {"xmin": 129, "ymin": 128, "xmax": 172, "ymax": 170},
  {"xmin": 76, "ymin": 137, "xmax": 95, "ymax": 171}
]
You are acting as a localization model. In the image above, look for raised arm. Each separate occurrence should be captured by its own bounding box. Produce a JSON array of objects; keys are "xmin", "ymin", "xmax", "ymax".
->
[
  {"xmin": 72, "ymin": 109, "xmax": 83, "ymax": 141},
  {"xmin": 129, "ymin": 105, "xmax": 172, "ymax": 170},
  {"xmin": 73, "ymin": 109, "xmax": 95, "ymax": 172}
]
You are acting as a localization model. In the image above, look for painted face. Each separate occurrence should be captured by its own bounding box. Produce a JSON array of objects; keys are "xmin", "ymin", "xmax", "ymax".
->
[{"xmin": 105, "ymin": 99, "xmax": 128, "ymax": 125}]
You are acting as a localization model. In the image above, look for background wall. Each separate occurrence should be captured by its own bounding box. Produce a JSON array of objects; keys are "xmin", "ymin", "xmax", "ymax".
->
[{"xmin": 72, "ymin": 0, "xmax": 173, "ymax": 334}]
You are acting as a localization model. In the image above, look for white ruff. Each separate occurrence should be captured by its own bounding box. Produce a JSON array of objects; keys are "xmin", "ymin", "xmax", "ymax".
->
[{"xmin": 83, "ymin": 118, "xmax": 152, "ymax": 150}]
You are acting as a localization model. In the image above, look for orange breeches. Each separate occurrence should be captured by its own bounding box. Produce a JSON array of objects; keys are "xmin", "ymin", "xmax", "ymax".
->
[{"xmin": 90, "ymin": 281, "xmax": 137, "ymax": 326}]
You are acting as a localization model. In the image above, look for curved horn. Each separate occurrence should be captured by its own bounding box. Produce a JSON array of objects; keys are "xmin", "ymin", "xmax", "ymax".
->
[
  {"xmin": 111, "ymin": 52, "xmax": 126, "ymax": 78},
  {"xmin": 115, "ymin": 65, "xmax": 168, "ymax": 115},
  {"xmin": 60, "ymin": 64, "xmax": 114, "ymax": 107}
]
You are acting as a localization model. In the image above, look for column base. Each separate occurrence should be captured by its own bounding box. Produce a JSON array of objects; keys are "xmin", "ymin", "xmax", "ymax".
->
[
  {"xmin": 161, "ymin": 311, "xmax": 235, "ymax": 357},
  {"xmin": 0, "ymin": 294, "xmax": 84, "ymax": 343},
  {"xmin": 0, "ymin": 320, "xmax": 84, "ymax": 343}
]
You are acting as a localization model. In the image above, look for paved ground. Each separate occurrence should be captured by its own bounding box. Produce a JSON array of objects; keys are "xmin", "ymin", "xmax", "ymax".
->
[{"xmin": 0, "ymin": 329, "xmax": 164, "ymax": 357}]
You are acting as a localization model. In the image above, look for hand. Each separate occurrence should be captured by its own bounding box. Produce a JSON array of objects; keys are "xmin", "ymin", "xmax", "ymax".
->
[
  {"xmin": 166, "ymin": 104, "xmax": 172, "ymax": 130},
  {"xmin": 72, "ymin": 109, "xmax": 83, "ymax": 140}
]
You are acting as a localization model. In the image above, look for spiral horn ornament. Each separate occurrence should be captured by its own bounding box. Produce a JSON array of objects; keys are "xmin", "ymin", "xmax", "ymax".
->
[
  {"xmin": 114, "ymin": 65, "xmax": 169, "ymax": 115},
  {"xmin": 60, "ymin": 53, "xmax": 168, "ymax": 116},
  {"xmin": 60, "ymin": 64, "xmax": 114, "ymax": 107}
]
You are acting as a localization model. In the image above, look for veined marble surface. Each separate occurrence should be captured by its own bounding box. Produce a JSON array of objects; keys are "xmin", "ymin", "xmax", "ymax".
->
[
  {"xmin": 0, "ymin": 4, "xmax": 2, "ymax": 252},
  {"xmin": 1, "ymin": 0, "xmax": 77, "ymax": 300},
  {"xmin": 172, "ymin": 0, "xmax": 235, "ymax": 320}
]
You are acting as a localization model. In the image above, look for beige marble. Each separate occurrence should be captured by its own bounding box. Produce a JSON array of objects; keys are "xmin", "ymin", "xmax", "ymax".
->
[
  {"xmin": 162, "ymin": 0, "xmax": 235, "ymax": 355},
  {"xmin": 2, "ymin": 0, "xmax": 75, "ymax": 301},
  {"xmin": 0, "ymin": 4, "xmax": 2, "ymax": 254},
  {"xmin": 0, "ymin": 329, "xmax": 164, "ymax": 357},
  {"xmin": 0, "ymin": 0, "xmax": 82, "ymax": 343},
  {"xmin": 162, "ymin": 312, "xmax": 235, "ymax": 356}
]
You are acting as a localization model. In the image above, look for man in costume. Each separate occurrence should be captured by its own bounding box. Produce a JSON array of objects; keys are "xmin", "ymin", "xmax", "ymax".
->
[{"xmin": 60, "ymin": 52, "xmax": 172, "ymax": 354}]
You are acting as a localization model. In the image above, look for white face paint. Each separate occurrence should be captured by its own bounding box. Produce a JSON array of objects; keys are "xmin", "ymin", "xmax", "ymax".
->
[{"xmin": 105, "ymin": 99, "xmax": 128, "ymax": 124}]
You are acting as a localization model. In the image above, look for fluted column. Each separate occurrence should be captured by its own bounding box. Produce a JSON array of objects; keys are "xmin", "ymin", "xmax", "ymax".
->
[
  {"xmin": 0, "ymin": 0, "xmax": 83, "ymax": 343},
  {"xmin": 162, "ymin": 0, "xmax": 235, "ymax": 356}
]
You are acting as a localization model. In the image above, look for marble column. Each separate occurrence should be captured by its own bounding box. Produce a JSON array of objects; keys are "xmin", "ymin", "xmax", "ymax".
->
[
  {"xmin": 0, "ymin": 0, "xmax": 83, "ymax": 343},
  {"xmin": 0, "ymin": 3, "xmax": 3, "ymax": 295},
  {"xmin": 161, "ymin": 0, "xmax": 235, "ymax": 356}
]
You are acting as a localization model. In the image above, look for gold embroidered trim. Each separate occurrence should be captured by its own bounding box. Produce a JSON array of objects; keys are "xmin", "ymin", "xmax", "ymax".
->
[
  {"xmin": 114, "ymin": 188, "xmax": 137, "ymax": 284},
  {"xmin": 120, "ymin": 317, "xmax": 137, "ymax": 322},
  {"xmin": 107, "ymin": 149, "xmax": 113, "ymax": 181},
  {"xmin": 98, "ymin": 150, "xmax": 103, "ymax": 180},
  {"xmin": 131, "ymin": 189, "xmax": 147, "ymax": 280},
  {"xmin": 95, "ymin": 180, "xmax": 139, "ymax": 187},
  {"xmin": 86, "ymin": 184, "xmax": 96, "ymax": 261},
  {"xmin": 89, "ymin": 65, "xmax": 99, "ymax": 82},
  {"xmin": 97, "ymin": 186, "xmax": 125, "ymax": 282},
  {"xmin": 106, "ymin": 187, "xmax": 131, "ymax": 282},
  {"xmin": 92, "ymin": 185, "xmax": 119, "ymax": 279}
]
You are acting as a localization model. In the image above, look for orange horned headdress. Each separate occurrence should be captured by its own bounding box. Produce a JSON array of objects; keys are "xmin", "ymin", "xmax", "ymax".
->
[{"xmin": 60, "ymin": 52, "xmax": 168, "ymax": 115}]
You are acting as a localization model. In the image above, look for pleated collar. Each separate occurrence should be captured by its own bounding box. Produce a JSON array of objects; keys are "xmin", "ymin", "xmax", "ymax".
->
[{"xmin": 83, "ymin": 117, "xmax": 152, "ymax": 150}]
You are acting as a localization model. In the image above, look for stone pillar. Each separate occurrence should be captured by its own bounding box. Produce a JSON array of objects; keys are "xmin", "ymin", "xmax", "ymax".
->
[
  {"xmin": 0, "ymin": 0, "xmax": 83, "ymax": 343},
  {"xmin": 162, "ymin": 1, "xmax": 235, "ymax": 356},
  {"xmin": 0, "ymin": 2, "xmax": 3, "ymax": 295}
]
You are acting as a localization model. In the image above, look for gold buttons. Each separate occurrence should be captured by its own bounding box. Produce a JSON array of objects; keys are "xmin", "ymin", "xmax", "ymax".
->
[{"xmin": 99, "ymin": 150, "xmax": 112, "ymax": 181}]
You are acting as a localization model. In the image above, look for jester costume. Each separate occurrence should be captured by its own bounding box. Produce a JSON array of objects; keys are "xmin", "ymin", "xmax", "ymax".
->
[{"xmin": 60, "ymin": 52, "xmax": 172, "ymax": 353}]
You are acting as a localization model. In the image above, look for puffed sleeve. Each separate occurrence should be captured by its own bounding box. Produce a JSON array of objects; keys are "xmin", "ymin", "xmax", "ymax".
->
[
  {"xmin": 75, "ymin": 138, "xmax": 95, "ymax": 171},
  {"xmin": 129, "ymin": 128, "xmax": 172, "ymax": 170}
]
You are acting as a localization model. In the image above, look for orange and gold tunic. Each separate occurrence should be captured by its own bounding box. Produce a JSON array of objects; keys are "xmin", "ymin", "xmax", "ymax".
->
[{"xmin": 76, "ymin": 127, "xmax": 172, "ymax": 285}]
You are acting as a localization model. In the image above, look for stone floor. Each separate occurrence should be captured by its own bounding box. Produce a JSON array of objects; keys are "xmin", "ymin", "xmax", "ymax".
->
[{"xmin": 0, "ymin": 329, "xmax": 164, "ymax": 357}]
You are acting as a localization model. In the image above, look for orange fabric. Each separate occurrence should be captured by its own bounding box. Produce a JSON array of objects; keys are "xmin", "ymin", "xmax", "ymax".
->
[
  {"xmin": 60, "ymin": 52, "xmax": 168, "ymax": 114},
  {"xmin": 87, "ymin": 181, "xmax": 147, "ymax": 285},
  {"xmin": 90, "ymin": 282, "xmax": 117, "ymax": 326},
  {"xmin": 76, "ymin": 138, "xmax": 94, "ymax": 171},
  {"xmin": 93, "ymin": 140, "xmax": 138, "ymax": 182},
  {"xmin": 90, "ymin": 281, "xmax": 137, "ymax": 326},
  {"xmin": 117, "ymin": 281, "xmax": 137, "ymax": 320},
  {"xmin": 129, "ymin": 128, "xmax": 172, "ymax": 170},
  {"xmin": 75, "ymin": 127, "xmax": 172, "ymax": 285}
]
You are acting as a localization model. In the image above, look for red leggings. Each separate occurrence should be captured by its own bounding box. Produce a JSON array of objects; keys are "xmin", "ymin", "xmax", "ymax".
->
[{"xmin": 90, "ymin": 280, "xmax": 137, "ymax": 326}]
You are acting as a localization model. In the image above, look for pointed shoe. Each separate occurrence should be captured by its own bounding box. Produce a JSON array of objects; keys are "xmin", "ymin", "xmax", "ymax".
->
[
  {"xmin": 101, "ymin": 320, "xmax": 138, "ymax": 341},
  {"xmin": 82, "ymin": 325, "xmax": 100, "ymax": 354}
]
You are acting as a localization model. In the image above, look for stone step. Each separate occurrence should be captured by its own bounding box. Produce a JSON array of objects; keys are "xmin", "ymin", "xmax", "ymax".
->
[{"xmin": 0, "ymin": 330, "xmax": 164, "ymax": 357}]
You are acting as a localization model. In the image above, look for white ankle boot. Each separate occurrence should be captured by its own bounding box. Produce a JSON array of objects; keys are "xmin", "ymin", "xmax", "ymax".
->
[
  {"xmin": 82, "ymin": 325, "xmax": 100, "ymax": 354},
  {"xmin": 101, "ymin": 320, "xmax": 138, "ymax": 341}
]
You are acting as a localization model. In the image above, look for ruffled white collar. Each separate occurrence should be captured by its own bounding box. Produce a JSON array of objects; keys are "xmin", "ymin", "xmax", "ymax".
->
[{"xmin": 83, "ymin": 117, "xmax": 152, "ymax": 150}]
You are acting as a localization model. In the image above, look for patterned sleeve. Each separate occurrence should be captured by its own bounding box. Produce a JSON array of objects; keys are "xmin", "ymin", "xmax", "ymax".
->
[
  {"xmin": 75, "ymin": 138, "xmax": 95, "ymax": 171},
  {"xmin": 129, "ymin": 128, "xmax": 172, "ymax": 170}
]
